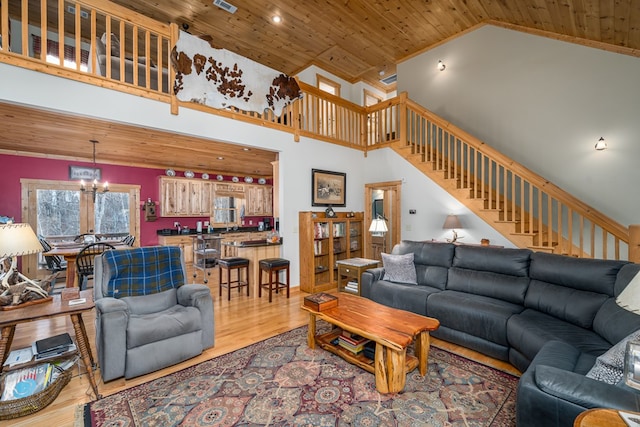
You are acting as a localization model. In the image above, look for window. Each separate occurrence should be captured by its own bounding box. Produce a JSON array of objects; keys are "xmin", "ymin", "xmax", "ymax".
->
[
  {"xmin": 32, "ymin": 34, "xmax": 89, "ymax": 71},
  {"xmin": 317, "ymin": 74, "xmax": 341, "ymax": 97},
  {"xmin": 212, "ymin": 195, "xmax": 243, "ymax": 227},
  {"xmin": 22, "ymin": 179, "xmax": 140, "ymax": 277}
]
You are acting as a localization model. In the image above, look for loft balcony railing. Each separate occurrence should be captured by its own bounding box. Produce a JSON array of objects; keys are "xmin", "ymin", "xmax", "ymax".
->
[{"xmin": 2, "ymin": 0, "xmax": 638, "ymax": 262}]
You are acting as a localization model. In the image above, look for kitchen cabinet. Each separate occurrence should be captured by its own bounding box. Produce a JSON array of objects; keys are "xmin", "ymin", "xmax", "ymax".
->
[
  {"xmin": 220, "ymin": 231, "xmax": 268, "ymax": 256},
  {"xmin": 159, "ymin": 177, "xmax": 213, "ymax": 217},
  {"xmin": 157, "ymin": 234, "xmax": 195, "ymax": 264},
  {"xmin": 245, "ymin": 184, "xmax": 273, "ymax": 216}
]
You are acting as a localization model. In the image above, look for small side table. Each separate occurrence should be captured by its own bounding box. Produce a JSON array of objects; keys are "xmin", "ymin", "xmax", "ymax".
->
[
  {"xmin": 336, "ymin": 257, "xmax": 380, "ymax": 295},
  {"xmin": 0, "ymin": 290, "xmax": 101, "ymax": 399},
  {"xmin": 574, "ymin": 408, "xmax": 629, "ymax": 427}
]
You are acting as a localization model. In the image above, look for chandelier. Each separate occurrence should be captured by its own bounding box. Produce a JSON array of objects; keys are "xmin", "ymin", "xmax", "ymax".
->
[{"xmin": 80, "ymin": 139, "xmax": 109, "ymax": 202}]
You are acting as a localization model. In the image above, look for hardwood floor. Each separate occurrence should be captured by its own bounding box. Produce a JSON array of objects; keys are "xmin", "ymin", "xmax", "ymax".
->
[{"xmin": 1, "ymin": 268, "xmax": 520, "ymax": 427}]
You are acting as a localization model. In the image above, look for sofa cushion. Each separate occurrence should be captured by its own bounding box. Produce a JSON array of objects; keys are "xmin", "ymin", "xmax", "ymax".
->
[
  {"xmin": 447, "ymin": 267, "xmax": 530, "ymax": 304},
  {"xmin": 586, "ymin": 328, "xmax": 640, "ymax": 384},
  {"xmin": 427, "ymin": 290, "xmax": 524, "ymax": 346},
  {"xmin": 368, "ymin": 280, "xmax": 438, "ymax": 316},
  {"xmin": 453, "ymin": 246, "xmax": 532, "ymax": 277},
  {"xmin": 530, "ymin": 252, "xmax": 627, "ymax": 296},
  {"xmin": 393, "ymin": 241, "xmax": 454, "ymax": 289},
  {"xmin": 507, "ymin": 309, "xmax": 612, "ymax": 363},
  {"xmin": 382, "ymin": 252, "xmax": 417, "ymax": 284},
  {"xmin": 127, "ymin": 305, "xmax": 201, "ymax": 348}
]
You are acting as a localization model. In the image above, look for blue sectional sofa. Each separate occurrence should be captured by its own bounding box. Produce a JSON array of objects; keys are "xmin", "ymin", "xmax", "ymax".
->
[{"xmin": 360, "ymin": 240, "xmax": 640, "ymax": 427}]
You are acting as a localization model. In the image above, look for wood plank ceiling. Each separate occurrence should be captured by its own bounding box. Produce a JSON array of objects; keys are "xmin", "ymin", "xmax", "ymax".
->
[
  {"xmin": 4, "ymin": 0, "xmax": 640, "ymax": 176},
  {"xmin": 113, "ymin": 0, "xmax": 640, "ymax": 92}
]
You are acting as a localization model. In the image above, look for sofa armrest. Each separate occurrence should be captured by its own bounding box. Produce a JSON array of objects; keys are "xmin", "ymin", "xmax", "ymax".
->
[
  {"xmin": 535, "ymin": 365, "xmax": 640, "ymax": 410},
  {"xmin": 361, "ymin": 267, "xmax": 385, "ymax": 298},
  {"xmin": 177, "ymin": 284, "xmax": 215, "ymax": 349},
  {"xmin": 94, "ymin": 297, "xmax": 129, "ymax": 382}
]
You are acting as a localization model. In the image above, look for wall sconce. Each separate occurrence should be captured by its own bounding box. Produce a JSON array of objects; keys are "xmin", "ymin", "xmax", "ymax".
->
[
  {"xmin": 595, "ymin": 137, "xmax": 607, "ymax": 151},
  {"xmin": 443, "ymin": 214, "xmax": 463, "ymax": 243},
  {"xmin": 437, "ymin": 60, "xmax": 446, "ymax": 71}
]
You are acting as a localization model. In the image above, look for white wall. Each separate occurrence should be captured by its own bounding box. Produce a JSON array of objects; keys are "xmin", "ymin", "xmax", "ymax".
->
[
  {"xmin": 363, "ymin": 148, "xmax": 515, "ymax": 248},
  {"xmin": 398, "ymin": 24, "xmax": 640, "ymax": 227}
]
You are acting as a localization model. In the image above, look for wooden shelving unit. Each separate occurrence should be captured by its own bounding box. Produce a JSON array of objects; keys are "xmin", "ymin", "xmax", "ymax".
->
[{"xmin": 299, "ymin": 211, "xmax": 363, "ymax": 293}]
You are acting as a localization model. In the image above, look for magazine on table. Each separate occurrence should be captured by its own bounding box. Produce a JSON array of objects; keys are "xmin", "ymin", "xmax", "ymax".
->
[{"xmin": 1, "ymin": 363, "xmax": 50, "ymax": 401}]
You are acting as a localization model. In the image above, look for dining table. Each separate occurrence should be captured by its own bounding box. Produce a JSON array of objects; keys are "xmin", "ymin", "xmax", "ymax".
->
[{"xmin": 43, "ymin": 241, "xmax": 129, "ymax": 288}]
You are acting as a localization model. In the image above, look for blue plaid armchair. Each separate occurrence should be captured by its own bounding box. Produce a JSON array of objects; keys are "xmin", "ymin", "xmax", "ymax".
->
[{"xmin": 93, "ymin": 246, "xmax": 214, "ymax": 381}]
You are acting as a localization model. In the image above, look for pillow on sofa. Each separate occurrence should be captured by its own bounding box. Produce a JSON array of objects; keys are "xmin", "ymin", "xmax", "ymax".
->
[
  {"xmin": 586, "ymin": 328, "xmax": 640, "ymax": 384},
  {"xmin": 101, "ymin": 32, "xmax": 120, "ymax": 57},
  {"xmin": 382, "ymin": 252, "xmax": 417, "ymax": 285}
]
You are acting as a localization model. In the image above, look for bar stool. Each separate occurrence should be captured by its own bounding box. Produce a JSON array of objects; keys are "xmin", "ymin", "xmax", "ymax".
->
[
  {"xmin": 258, "ymin": 258, "xmax": 290, "ymax": 303},
  {"xmin": 218, "ymin": 257, "xmax": 250, "ymax": 300}
]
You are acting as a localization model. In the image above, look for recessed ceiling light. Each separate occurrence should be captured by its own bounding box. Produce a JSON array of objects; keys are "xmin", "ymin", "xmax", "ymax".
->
[
  {"xmin": 217, "ymin": 156, "xmax": 224, "ymax": 160},
  {"xmin": 242, "ymin": 148, "xmax": 251, "ymax": 151},
  {"xmin": 272, "ymin": 15, "xmax": 282, "ymax": 23}
]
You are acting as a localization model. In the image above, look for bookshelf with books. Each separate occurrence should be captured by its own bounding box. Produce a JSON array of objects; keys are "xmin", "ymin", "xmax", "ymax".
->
[{"xmin": 299, "ymin": 211, "xmax": 364, "ymax": 293}]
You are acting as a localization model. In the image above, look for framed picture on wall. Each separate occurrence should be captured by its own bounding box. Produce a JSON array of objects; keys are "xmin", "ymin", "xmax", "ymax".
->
[
  {"xmin": 69, "ymin": 165, "xmax": 101, "ymax": 181},
  {"xmin": 311, "ymin": 169, "xmax": 346, "ymax": 207}
]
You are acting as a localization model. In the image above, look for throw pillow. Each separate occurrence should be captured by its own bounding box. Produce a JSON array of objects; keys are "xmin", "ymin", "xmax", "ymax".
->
[
  {"xmin": 100, "ymin": 32, "xmax": 120, "ymax": 57},
  {"xmin": 586, "ymin": 328, "xmax": 640, "ymax": 384},
  {"xmin": 382, "ymin": 252, "xmax": 417, "ymax": 285}
]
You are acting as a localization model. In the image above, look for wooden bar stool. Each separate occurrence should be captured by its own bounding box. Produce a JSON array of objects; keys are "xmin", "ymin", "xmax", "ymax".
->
[
  {"xmin": 218, "ymin": 257, "xmax": 250, "ymax": 300},
  {"xmin": 258, "ymin": 258, "xmax": 290, "ymax": 303}
]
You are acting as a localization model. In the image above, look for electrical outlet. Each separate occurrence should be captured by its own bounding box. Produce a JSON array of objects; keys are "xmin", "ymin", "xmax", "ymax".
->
[{"xmin": 409, "ymin": 209, "xmax": 416, "ymax": 214}]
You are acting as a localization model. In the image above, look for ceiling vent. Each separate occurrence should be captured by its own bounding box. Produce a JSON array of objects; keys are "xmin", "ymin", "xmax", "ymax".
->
[
  {"xmin": 380, "ymin": 74, "xmax": 397, "ymax": 85},
  {"xmin": 213, "ymin": 0, "xmax": 237, "ymax": 14}
]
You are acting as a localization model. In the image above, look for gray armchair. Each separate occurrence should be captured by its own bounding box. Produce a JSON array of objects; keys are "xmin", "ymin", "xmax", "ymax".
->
[{"xmin": 93, "ymin": 246, "xmax": 214, "ymax": 382}]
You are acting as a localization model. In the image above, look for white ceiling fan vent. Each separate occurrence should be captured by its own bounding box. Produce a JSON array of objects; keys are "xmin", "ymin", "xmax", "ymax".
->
[
  {"xmin": 213, "ymin": 0, "xmax": 237, "ymax": 14},
  {"xmin": 380, "ymin": 73, "xmax": 397, "ymax": 85}
]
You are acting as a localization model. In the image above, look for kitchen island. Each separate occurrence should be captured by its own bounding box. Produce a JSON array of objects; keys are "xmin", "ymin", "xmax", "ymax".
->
[{"xmin": 221, "ymin": 239, "xmax": 282, "ymax": 297}]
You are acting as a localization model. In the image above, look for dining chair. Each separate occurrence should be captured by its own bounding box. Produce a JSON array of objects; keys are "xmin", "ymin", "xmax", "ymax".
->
[
  {"xmin": 122, "ymin": 235, "xmax": 136, "ymax": 246},
  {"xmin": 37, "ymin": 234, "xmax": 66, "ymax": 273},
  {"xmin": 76, "ymin": 242, "xmax": 116, "ymax": 290}
]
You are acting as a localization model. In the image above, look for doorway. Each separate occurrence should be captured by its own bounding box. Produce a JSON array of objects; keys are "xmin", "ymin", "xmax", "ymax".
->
[{"xmin": 364, "ymin": 181, "xmax": 402, "ymax": 259}]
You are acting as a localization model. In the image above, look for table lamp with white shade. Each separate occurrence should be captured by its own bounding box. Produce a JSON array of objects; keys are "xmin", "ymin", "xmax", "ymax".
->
[
  {"xmin": 369, "ymin": 215, "xmax": 388, "ymax": 253},
  {"xmin": 615, "ymin": 271, "xmax": 640, "ymax": 390},
  {"xmin": 0, "ymin": 222, "xmax": 49, "ymax": 299},
  {"xmin": 443, "ymin": 214, "xmax": 463, "ymax": 243}
]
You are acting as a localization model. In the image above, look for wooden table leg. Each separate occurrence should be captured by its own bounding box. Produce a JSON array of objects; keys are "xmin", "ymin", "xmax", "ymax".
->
[
  {"xmin": 415, "ymin": 330, "xmax": 430, "ymax": 376},
  {"xmin": 307, "ymin": 313, "xmax": 316, "ymax": 349},
  {"xmin": 374, "ymin": 343, "xmax": 407, "ymax": 393},
  {"xmin": 0, "ymin": 325, "xmax": 16, "ymax": 371},
  {"xmin": 71, "ymin": 313, "xmax": 101, "ymax": 399}
]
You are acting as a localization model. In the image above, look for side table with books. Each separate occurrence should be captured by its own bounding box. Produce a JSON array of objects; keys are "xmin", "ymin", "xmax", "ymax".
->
[
  {"xmin": 336, "ymin": 258, "xmax": 380, "ymax": 295},
  {"xmin": 0, "ymin": 289, "xmax": 100, "ymax": 418}
]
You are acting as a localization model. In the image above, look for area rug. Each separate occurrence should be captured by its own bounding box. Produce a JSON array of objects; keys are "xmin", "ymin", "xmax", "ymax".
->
[{"xmin": 81, "ymin": 324, "xmax": 518, "ymax": 426}]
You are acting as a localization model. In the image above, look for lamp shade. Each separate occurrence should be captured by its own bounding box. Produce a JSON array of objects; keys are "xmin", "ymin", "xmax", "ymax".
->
[
  {"xmin": 369, "ymin": 218, "xmax": 388, "ymax": 234},
  {"xmin": 0, "ymin": 223, "xmax": 43, "ymax": 257},
  {"xmin": 442, "ymin": 215, "xmax": 462, "ymax": 230},
  {"xmin": 616, "ymin": 272, "xmax": 640, "ymax": 314}
]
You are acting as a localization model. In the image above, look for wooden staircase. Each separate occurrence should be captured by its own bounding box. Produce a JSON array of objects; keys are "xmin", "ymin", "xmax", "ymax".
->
[{"xmin": 371, "ymin": 96, "xmax": 630, "ymax": 260}]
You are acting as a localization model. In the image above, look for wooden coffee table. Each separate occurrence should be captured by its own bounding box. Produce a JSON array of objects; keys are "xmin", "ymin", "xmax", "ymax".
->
[{"xmin": 301, "ymin": 293, "xmax": 439, "ymax": 393}]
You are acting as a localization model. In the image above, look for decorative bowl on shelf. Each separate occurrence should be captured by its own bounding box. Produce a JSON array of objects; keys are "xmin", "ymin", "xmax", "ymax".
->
[
  {"xmin": 201, "ymin": 173, "xmax": 209, "ymax": 180},
  {"xmin": 244, "ymin": 176, "xmax": 253, "ymax": 183},
  {"xmin": 216, "ymin": 174, "xmax": 224, "ymax": 181},
  {"xmin": 258, "ymin": 178, "xmax": 266, "ymax": 185},
  {"xmin": 184, "ymin": 170, "xmax": 195, "ymax": 178},
  {"xmin": 232, "ymin": 176, "xmax": 239, "ymax": 183},
  {"xmin": 165, "ymin": 169, "xmax": 176, "ymax": 177}
]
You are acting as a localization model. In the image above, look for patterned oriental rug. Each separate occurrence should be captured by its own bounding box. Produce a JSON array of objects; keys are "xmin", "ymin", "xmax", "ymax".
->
[{"xmin": 80, "ymin": 325, "xmax": 519, "ymax": 426}]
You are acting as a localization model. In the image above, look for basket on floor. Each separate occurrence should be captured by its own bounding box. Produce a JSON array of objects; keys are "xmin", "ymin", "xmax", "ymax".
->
[{"xmin": 0, "ymin": 365, "xmax": 72, "ymax": 420}]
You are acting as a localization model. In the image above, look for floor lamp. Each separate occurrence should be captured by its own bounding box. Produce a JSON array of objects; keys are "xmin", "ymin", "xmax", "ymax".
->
[{"xmin": 369, "ymin": 216, "xmax": 388, "ymax": 254}]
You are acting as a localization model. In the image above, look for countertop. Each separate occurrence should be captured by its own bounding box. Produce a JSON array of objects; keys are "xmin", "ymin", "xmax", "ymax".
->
[
  {"xmin": 157, "ymin": 227, "xmax": 268, "ymax": 236},
  {"xmin": 222, "ymin": 239, "xmax": 283, "ymax": 248}
]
